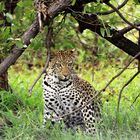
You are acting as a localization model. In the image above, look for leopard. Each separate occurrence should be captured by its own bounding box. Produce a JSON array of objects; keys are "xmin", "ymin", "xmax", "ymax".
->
[{"xmin": 42, "ymin": 49, "xmax": 101, "ymax": 134}]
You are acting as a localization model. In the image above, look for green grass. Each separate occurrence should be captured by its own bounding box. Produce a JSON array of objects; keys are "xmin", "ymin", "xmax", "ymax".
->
[{"xmin": 0, "ymin": 61, "xmax": 140, "ymax": 140}]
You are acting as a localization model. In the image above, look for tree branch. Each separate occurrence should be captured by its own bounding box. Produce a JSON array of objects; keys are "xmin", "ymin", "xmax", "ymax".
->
[
  {"xmin": 106, "ymin": 2, "xmax": 140, "ymax": 31},
  {"xmin": 71, "ymin": 12, "xmax": 140, "ymax": 60},
  {"xmin": 28, "ymin": 23, "xmax": 53, "ymax": 96},
  {"xmin": 76, "ymin": 0, "xmax": 110, "ymax": 5},
  {"xmin": 118, "ymin": 23, "xmax": 140, "ymax": 35},
  {"xmin": 73, "ymin": 0, "xmax": 128, "ymax": 16},
  {"xmin": 130, "ymin": 30, "xmax": 140, "ymax": 108},
  {"xmin": 0, "ymin": 0, "xmax": 71, "ymax": 76},
  {"xmin": 117, "ymin": 30, "xmax": 140, "ymax": 112},
  {"xmin": 117, "ymin": 71, "xmax": 140, "ymax": 112},
  {"xmin": 96, "ymin": 0, "xmax": 129, "ymax": 15},
  {"xmin": 0, "ymin": 18, "xmax": 39, "ymax": 76},
  {"xmin": 130, "ymin": 93, "xmax": 140, "ymax": 107}
]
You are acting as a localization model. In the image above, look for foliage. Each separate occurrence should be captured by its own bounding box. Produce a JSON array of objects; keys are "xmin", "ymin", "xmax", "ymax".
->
[
  {"xmin": 1, "ymin": 0, "xmax": 140, "ymax": 139},
  {"xmin": 0, "ymin": 0, "xmax": 35, "ymax": 57},
  {"xmin": 1, "ymin": 0, "xmax": 140, "ymax": 59}
]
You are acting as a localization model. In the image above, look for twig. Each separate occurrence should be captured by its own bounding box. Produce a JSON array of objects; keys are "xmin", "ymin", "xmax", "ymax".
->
[
  {"xmin": 68, "ymin": 8, "xmax": 101, "ymax": 27},
  {"xmin": 130, "ymin": 93, "xmax": 140, "ymax": 108},
  {"xmin": 117, "ymin": 35, "xmax": 140, "ymax": 111},
  {"xmin": 118, "ymin": 23, "xmax": 140, "ymax": 35},
  {"xmin": 96, "ymin": 0, "xmax": 129, "ymax": 15},
  {"xmin": 129, "ymin": 31, "xmax": 140, "ymax": 107},
  {"xmin": 54, "ymin": 52, "xmax": 140, "ymax": 121},
  {"xmin": 28, "ymin": 24, "xmax": 53, "ymax": 96},
  {"xmin": 106, "ymin": 2, "xmax": 140, "ymax": 31},
  {"xmin": 71, "ymin": 10, "xmax": 140, "ymax": 60},
  {"xmin": 138, "ymin": 30, "xmax": 140, "ymax": 45},
  {"xmin": 117, "ymin": 71, "xmax": 140, "ymax": 112},
  {"xmin": 130, "ymin": 31, "xmax": 140, "ymax": 108}
]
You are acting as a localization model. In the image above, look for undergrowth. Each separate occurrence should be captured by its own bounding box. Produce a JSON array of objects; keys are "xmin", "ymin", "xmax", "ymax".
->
[{"xmin": 0, "ymin": 60, "xmax": 140, "ymax": 140}]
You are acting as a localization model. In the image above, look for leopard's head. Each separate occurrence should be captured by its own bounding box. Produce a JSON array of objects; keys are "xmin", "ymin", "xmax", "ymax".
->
[{"xmin": 47, "ymin": 49, "xmax": 77, "ymax": 82}]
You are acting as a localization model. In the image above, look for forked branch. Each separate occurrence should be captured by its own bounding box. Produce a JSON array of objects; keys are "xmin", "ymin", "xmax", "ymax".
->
[
  {"xmin": 106, "ymin": 2, "xmax": 140, "ymax": 31},
  {"xmin": 130, "ymin": 93, "xmax": 140, "ymax": 107},
  {"xmin": 117, "ymin": 71, "xmax": 140, "ymax": 112},
  {"xmin": 118, "ymin": 23, "xmax": 140, "ymax": 35},
  {"xmin": 97, "ymin": 0, "xmax": 129, "ymax": 15},
  {"xmin": 130, "ymin": 31, "xmax": 140, "ymax": 108}
]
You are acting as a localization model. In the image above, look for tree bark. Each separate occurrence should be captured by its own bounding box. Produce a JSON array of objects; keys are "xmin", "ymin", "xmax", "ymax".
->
[{"xmin": 0, "ymin": 58, "xmax": 8, "ymax": 91}]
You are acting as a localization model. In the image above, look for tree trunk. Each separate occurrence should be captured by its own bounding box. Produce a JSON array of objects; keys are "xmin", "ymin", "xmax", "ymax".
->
[{"xmin": 0, "ymin": 58, "xmax": 8, "ymax": 91}]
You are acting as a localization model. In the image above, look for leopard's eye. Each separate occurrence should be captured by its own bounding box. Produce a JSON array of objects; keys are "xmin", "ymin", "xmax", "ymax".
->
[
  {"xmin": 68, "ymin": 61, "xmax": 73, "ymax": 66},
  {"xmin": 56, "ymin": 63, "xmax": 62, "ymax": 68}
]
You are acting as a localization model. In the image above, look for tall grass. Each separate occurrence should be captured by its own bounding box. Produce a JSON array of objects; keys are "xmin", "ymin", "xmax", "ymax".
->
[{"xmin": 0, "ymin": 61, "xmax": 140, "ymax": 140}]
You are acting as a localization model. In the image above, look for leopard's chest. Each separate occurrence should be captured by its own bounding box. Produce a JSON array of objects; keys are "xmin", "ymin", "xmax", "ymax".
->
[{"xmin": 43, "ymin": 84, "xmax": 82, "ymax": 115}]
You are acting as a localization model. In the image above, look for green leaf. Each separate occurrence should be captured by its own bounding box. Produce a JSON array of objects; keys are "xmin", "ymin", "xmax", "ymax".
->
[
  {"xmin": 100, "ymin": 28, "xmax": 105, "ymax": 37},
  {"xmin": 17, "ymin": 1, "xmax": 24, "ymax": 8},
  {"xmin": 1, "ymin": 27, "xmax": 11, "ymax": 40},
  {"xmin": 15, "ymin": 39, "xmax": 24, "ymax": 48},
  {"xmin": 0, "ymin": 2, "xmax": 5, "ymax": 12},
  {"xmin": 105, "ymin": 28, "xmax": 111, "ymax": 37},
  {"xmin": 22, "ymin": 0, "xmax": 33, "ymax": 7},
  {"xmin": 30, "ymin": 37, "xmax": 43, "ymax": 50},
  {"xmin": 71, "ymin": 0, "xmax": 76, "ymax": 6},
  {"xmin": 6, "ymin": 13, "xmax": 13, "ymax": 22},
  {"xmin": 133, "ymin": 0, "xmax": 140, "ymax": 5}
]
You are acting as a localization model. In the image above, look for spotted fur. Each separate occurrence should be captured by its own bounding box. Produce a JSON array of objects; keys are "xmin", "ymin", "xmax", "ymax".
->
[{"xmin": 42, "ymin": 50, "xmax": 101, "ymax": 134}]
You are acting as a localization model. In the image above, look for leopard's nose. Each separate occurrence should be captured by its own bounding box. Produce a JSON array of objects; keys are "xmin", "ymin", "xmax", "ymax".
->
[
  {"xmin": 62, "ymin": 73, "xmax": 69, "ymax": 80},
  {"xmin": 63, "ymin": 72, "xmax": 69, "ymax": 77},
  {"xmin": 61, "ymin": 72, "xmax": 70, "ymax": 81}
]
